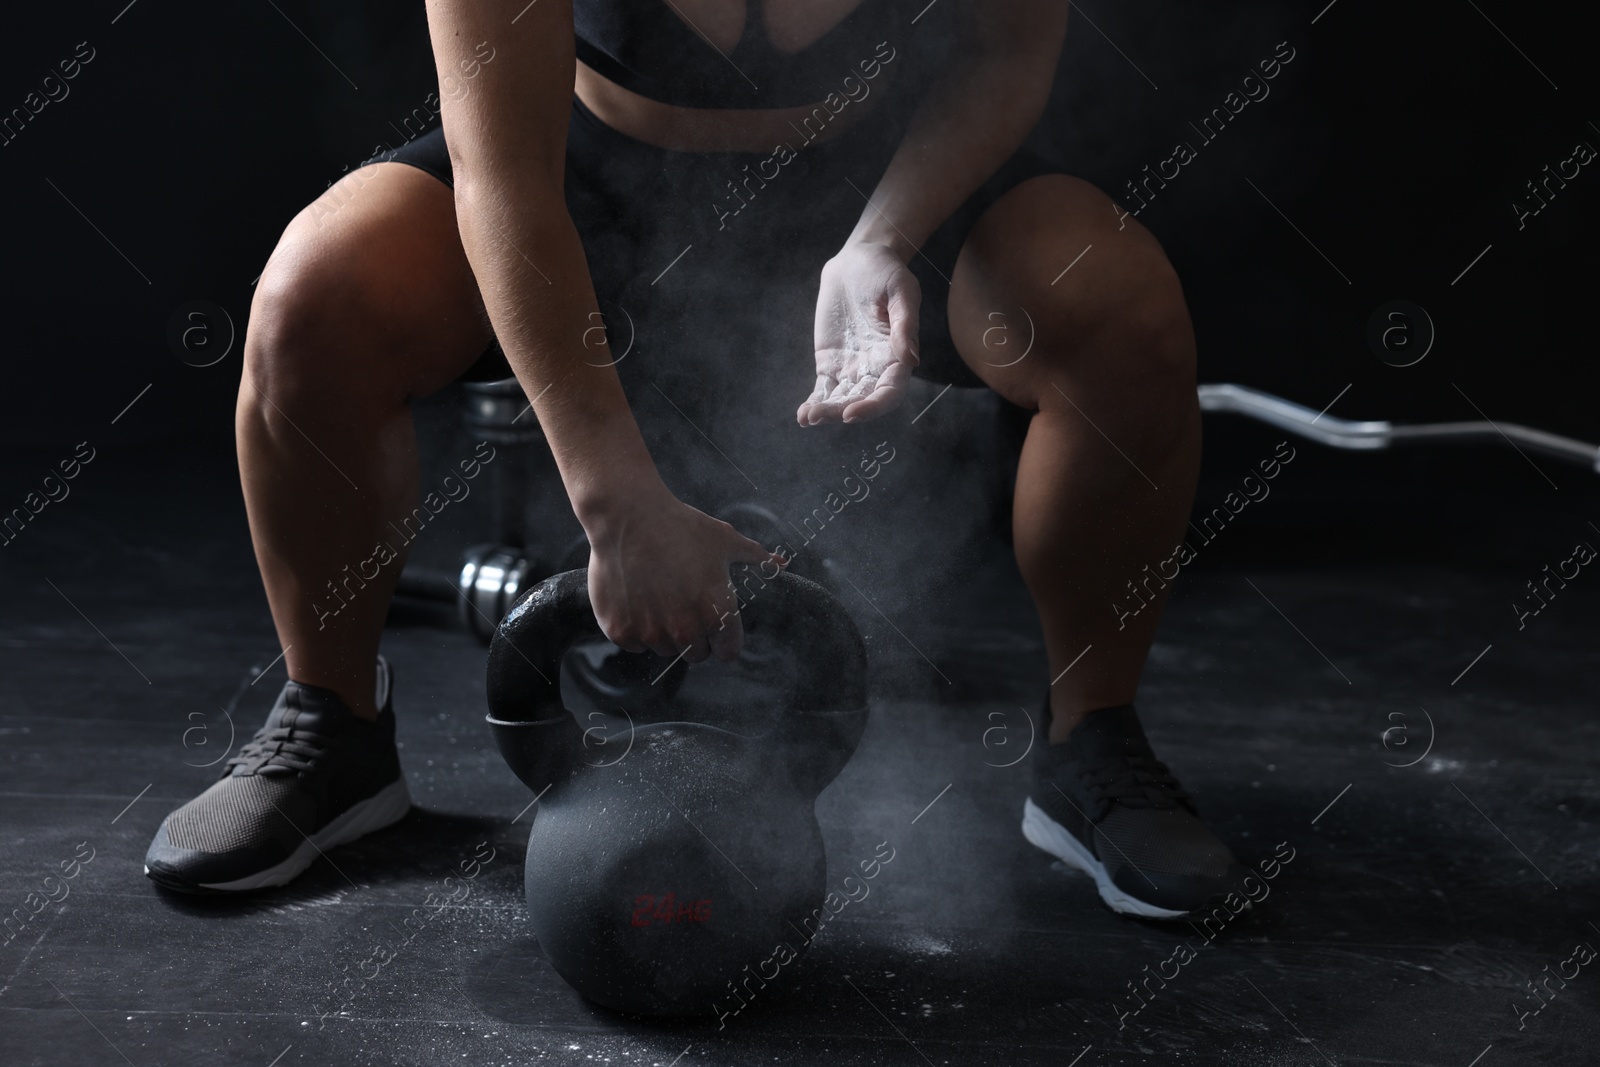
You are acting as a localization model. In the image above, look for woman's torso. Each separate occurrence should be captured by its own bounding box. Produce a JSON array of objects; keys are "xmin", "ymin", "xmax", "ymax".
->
[{"xmin": 570, "ymin": 0, "xmax": 940, "ymax": 153}]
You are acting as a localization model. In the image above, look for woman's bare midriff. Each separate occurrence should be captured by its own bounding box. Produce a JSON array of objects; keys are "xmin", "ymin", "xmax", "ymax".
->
[{"xmin": 573, "ymin": 58, "xmax": 895, "ymax": 154}]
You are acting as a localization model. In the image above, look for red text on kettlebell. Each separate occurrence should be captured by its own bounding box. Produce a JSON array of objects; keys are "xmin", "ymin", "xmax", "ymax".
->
[{"xmin": 631, "ymin": 893, "xmax": 712, "ymax": 927}]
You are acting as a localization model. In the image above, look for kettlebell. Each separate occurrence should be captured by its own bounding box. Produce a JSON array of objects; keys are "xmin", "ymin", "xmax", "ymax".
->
[{"xmin": 485, "ymin": 567, "xmax": 869, "ymax": 1016}]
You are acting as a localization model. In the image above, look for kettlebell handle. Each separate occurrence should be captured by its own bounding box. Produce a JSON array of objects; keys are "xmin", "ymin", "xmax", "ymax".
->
[{"xmin": 486, "ymin": 566, "xmax": 869, "ymax": 794}]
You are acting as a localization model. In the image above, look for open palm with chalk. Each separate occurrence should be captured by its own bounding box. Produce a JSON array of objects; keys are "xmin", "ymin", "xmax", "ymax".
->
[{"xmin": 797, "ymin": 242, "xmax": 921, "ymax": 426}]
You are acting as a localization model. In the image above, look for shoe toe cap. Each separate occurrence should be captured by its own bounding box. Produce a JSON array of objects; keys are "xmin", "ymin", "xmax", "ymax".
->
[
  {"xmin": 1110, "ymin": 855, "xmax": 1253, "ymax": 916},
  {"xmin": 144, "ymin": 820, "xmax": 292, "ymax": 893}
]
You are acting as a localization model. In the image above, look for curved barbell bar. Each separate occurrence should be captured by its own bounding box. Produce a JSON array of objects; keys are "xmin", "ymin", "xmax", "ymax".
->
[{"xmin": 1197, "ymin": 383, "xmax": 1600, "ymax": 474}]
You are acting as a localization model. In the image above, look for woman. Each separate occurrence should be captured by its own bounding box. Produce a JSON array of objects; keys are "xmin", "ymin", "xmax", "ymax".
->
[{"xmin": 144, "ymin": 0, "xmax": 1244, "ymax": 919}]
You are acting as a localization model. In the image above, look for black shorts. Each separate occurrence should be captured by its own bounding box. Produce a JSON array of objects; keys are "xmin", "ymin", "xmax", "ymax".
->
[{"xmin": 374, "ymin": 96, "xmax": 1058, "ymax": 391}]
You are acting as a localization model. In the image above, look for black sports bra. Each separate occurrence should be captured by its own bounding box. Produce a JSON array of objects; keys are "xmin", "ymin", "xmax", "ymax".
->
[{"xmin": 573, "ymin": 0, "xmax": 941, "ymax": 109}]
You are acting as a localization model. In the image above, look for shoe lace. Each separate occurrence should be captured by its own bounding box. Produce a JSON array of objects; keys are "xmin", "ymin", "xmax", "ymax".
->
[
  {"xmin": 1080, "ymin": 754, "xmax": 1191, "ymax": 813},
  {"xmin": 226, "ymin": 723, "xmax": 334, "ymax": 776}
]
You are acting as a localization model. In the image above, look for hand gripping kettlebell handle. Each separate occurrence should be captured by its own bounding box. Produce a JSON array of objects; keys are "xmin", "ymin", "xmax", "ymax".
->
[{"xmin": 484, "ymin": 566, "xmax": 869, "ymax": 796}]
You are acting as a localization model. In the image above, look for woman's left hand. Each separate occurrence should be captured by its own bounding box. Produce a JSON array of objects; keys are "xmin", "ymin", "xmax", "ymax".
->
[{"xmin": 797, "ymin": 240, "xmax": 921, "ymax": 425}]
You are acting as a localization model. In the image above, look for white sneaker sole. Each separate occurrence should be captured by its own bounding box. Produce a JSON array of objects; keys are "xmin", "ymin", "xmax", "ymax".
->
[
  {"xmin": 146, "ymin": 778, "xmax": 413, "ymax": 892},
  {"xmin": 1021, "ymin": 797, "xmax": 1188, "ymax": 920}
]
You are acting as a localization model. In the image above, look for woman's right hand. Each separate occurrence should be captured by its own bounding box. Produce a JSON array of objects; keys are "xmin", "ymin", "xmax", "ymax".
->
[{"xmin": 583, "ymin": 481, "xmax": 783, "ymax": 664}]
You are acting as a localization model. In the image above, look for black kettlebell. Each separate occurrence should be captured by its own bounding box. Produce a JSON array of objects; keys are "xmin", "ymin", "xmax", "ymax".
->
[{"xmin": 485, "ymin": 567, "xmax": 869, "ymax": 1016}]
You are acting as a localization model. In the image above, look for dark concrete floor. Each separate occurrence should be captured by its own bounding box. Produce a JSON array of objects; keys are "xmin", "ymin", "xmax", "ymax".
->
[{"xmin": 2, "ymin": 410, "xmax": 1598, "ymax": 1067}]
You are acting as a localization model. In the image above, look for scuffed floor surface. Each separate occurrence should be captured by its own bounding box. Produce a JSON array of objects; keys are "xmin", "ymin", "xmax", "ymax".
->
[{"xmin": 2, "ymin": 429, "xmax": 1597, "ymax": 1067}]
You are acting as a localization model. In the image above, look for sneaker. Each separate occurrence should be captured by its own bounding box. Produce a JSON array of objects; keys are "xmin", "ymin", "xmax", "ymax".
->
[
  {"xmin": 1021, "ymin": 702, "xmax": 1245, "ymax": 919},
  {"xmin": 144, "ymin": 656, "xmax": 410, "ymax": 893}
]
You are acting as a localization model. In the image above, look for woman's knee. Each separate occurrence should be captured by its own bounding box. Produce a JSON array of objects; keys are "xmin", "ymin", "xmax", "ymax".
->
[
  {"xmin": 243, "ymin": 235, "xmax": 399, "ymax": 421},
  {"xmin": 241, "ymin": 163, "xmax": 487, "ymax": 417},
  {"xmin": 952, "ymin": 174, "xmax": 1196, "ymax": 406}
]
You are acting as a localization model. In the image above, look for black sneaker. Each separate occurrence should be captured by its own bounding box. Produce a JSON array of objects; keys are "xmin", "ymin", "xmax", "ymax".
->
[
  {"xmin": 144, "ymin": 657, "xmax": 410, "ymax": 893},
  {"xmin": 1021, "ymin": 702, "xmax": 1245, "ymax": 919}
]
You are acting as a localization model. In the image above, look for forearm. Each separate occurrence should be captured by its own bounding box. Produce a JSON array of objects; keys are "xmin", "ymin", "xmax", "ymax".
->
[
  {"xmin": 850, "ymin": 13, "xmax": 1066, "ymax": 259},
  {"xmin": 453, "ymin": 181, "xmax": 662, "ymax": 526},
  {"xmin": 426, "ymin": 0, "xmax": 660, "ymax": 532}
]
